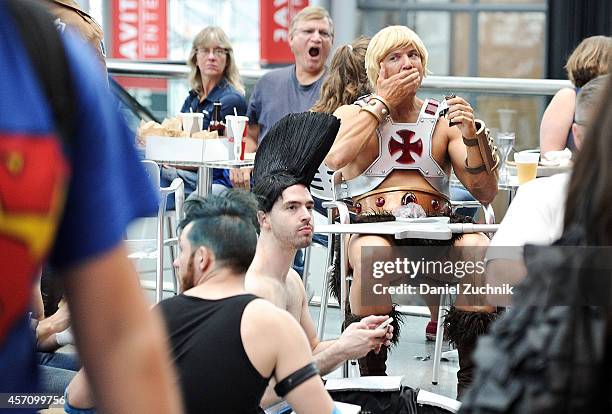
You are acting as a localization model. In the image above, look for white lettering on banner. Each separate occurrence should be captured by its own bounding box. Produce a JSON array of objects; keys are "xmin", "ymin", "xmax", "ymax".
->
[
  {"xmin": 273, "ymin": 0, "xmax": 289, "ymax": 45},
  {"xmin": 121, "ymin": 12, "xmax": 137, "ymax": 23},
  {"xmin": 119, "ymin": 20, "xmax": 137, "ymax": 42},
  {"xmin": 144, "ymin": 0, "xmax": 158, "ymax": 8},
  {"xmin": 117, "ymin": 0, "xmax": 137, "ymax": 59},
  {"xmin": 143, "ymin": 11, "xmax": 158, "ymax": 21},
  {"xmin": 118, "ymin": 23, "xmax": 137, "ymax": 59},
  {"xmin": 273, "ymin": 7, "xmax": 288, "ymax": 29},
  {"xmin": 273, "ymin": 29, "xmax": 288, "ymax": 42},
  {"xmin": 119, "ymin": 0, "xmax": 137, "ymax": 12},
  {"xmin": 144, "ymin": 26, "xmax": 159, "ymax": 42},
  {"xmin": 142, "ymin": 6, "xmax": 160, "ymax": 58},
  {"xmin": 144, "ymin": 44, "xmax": 159, "ymax": 55},
  {"xmin": 272, "ymin": 0, "xmax": 308, "ymax": 44}
]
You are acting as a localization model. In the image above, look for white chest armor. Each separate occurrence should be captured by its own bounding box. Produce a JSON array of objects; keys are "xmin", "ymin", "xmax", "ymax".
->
[{"xmin": 338, "ymin": 98, "xmax": 450, "ymax": 199}]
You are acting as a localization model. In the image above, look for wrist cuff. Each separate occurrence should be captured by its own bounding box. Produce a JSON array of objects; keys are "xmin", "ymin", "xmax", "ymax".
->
[
  {"xmin": 463, "ymin": 120, "xmax": 499, "ymax": 175},
  {"xmin": 357, "ymin": 94, "xmax": 390, "ymax": 125}
]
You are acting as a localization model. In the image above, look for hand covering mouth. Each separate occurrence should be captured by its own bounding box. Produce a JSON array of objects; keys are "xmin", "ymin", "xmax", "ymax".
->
[{"xmin": 308, "ymin": 47, "xmax": 320, "ymax": 57}]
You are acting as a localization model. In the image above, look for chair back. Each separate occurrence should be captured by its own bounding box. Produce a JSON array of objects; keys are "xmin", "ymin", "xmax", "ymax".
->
[
  {"xmin": 311, "ymin": 162, "xmax": 336, "ymax": 201},
  {"xmin": 141, "ymin": 159, "xmax": 162, "ymax": 189}
]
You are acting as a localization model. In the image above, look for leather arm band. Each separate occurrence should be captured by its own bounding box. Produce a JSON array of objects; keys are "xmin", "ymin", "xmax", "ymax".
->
[
  {"xmin": 463, "ymin": 119, "xmax": 499, "ymax": 174},
  {"xmin": 274, "ymin": 362, "xmax": 320, "ymax": 397},
  {"xmin": 462, "ymin": 136, "xmax": 480, "ymax": 147},
  {"xmin": 465, "ymin": 159, "xmax": 487, "ymax": 174},
  {"xmin": 356, "ymin": 94, "xmax": 390, "ymax": 125}
]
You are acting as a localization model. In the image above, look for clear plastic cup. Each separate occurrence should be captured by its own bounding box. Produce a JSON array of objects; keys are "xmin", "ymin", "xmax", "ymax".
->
[
  {"xmin": 514, "ymin": 151, "xmax": 539, "ymax": 184},
  {"xmin": 225, "ymin": 115, "xmax": 248, "ymax": 160},
  {"xmin": 179, "ymin": 113, "xmax": 204, "ymax": 136}
]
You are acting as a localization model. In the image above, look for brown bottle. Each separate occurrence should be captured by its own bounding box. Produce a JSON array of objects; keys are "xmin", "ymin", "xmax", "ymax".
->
[{"xmin": 208, "ymin": 101, "xmax": 225, "ymax": 136}]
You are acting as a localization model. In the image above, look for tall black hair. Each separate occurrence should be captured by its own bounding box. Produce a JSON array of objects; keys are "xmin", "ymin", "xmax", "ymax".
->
[{"xmin": 252, "ymin": 111, "xmax": 340, "ymax": 212}]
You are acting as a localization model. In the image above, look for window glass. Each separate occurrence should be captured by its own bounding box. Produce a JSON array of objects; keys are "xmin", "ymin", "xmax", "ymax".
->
[
  {"xmin": 478, "ymin": 12, "xmax": 546, "ymax": 78},
  {"xmin": 450, "ymin": 12, "xmax": 471, "ymax": 76},
  {"xmin": 414, "ymin": 12, "xmax": 452, "ymax": 76}
]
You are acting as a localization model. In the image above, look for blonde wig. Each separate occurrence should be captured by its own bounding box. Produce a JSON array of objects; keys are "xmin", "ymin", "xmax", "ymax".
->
[{"xmin": 365, "ymin": 26, "xmax": 429, "ymax": 90}]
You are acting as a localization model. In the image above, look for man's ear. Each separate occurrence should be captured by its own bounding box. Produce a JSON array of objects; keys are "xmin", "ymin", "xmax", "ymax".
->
[
  {"xmin": 195, "ymin": 246, "xmax": 214, "ymax": 274},
  {"xmin": 257, "ymin": 210, "xmax": 269, "ymax": 229},
  {"xmin": 288, "ymin": 30, "xmax": 296, "ymax": 50}
]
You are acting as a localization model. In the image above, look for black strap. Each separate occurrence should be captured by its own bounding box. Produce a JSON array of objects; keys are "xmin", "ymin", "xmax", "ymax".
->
[
  {"xmin": 7, "ymin": 0, "xmax": 75, "ymax": 146},
  {"xmin": 274, "ymin": 362, "xmax": 320, "ymax": 397}
]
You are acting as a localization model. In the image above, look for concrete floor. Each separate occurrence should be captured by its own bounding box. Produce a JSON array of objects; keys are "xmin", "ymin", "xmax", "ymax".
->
[{"xmin": 310, "ymin": 305, "xmax": 459, "ymax": 399}]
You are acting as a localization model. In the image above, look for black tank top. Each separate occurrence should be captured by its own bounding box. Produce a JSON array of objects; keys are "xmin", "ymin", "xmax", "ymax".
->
[{"xmin": 158, "ymin": 293, "xmax": 269, "ymax": 414}]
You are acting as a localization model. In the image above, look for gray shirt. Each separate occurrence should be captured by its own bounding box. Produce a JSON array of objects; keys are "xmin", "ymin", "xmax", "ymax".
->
[{"xmin": 247, "ymin": 64, "xmax": 326, "ymax": 142}]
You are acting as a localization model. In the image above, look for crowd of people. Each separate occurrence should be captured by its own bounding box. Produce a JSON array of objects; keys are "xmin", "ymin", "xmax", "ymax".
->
[{"xmin": 2, "ymin": 1, "xmax": 612, "ymax": 413}]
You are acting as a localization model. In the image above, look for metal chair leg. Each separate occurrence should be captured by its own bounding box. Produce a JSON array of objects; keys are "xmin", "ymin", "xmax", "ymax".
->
[
  {"xmin": 166, "ymin": 216, "xmax": 178, "ymax": 295},
  {"xmin": 432, "ymin": 293, "xmax": 447, "ymax": 384},
  {"xmin": 317, "ymin": 209, "xmax": 337, "ymax": 340},
  {"xmin": 316, "ymin": 251, "xmax": 333, "ymax": 340},
  {"xmin": 302, "ymin": 246, "xmax": 311, "ymax": 293},
  {"xmin": 340, "ymin": 232, "xmax": 349, "ymax": 378},
  {"xmin": 155, "ymin": 200, "xmax": 167, "ymax": 304}
]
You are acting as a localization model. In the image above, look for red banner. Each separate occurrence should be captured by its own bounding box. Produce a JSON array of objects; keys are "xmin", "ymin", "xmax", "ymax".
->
[
  {"xmin": 110, "ymin": 0, "xmax": 167, "ymax": 60},
  {"xmin": 260, "ymin": 0, "xmax": 309, "ymax": 66},
  {"xmin": 110, "ymin": 0, "xmax": 167, "ymax": 90}
]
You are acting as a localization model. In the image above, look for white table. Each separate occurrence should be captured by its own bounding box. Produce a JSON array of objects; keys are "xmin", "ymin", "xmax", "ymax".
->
[
  {"xmin": 314, "ymin": 220, "xmax": 499, "ymax": 240},
  {"xmin": 149, "ymin": 158, "xmax": 254, "ymax": 197}
]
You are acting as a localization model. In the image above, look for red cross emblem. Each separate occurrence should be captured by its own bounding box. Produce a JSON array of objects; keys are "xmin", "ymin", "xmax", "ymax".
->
[{"xmin": 388, "ymin": 129, "xmax": 422, "ymax": 164}]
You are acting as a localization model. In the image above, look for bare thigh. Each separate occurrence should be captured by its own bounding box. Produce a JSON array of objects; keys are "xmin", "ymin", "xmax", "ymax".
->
[
  {"xmin": 453, "ymin": 233, "xmax": 495, "ymax": 312},
  {"xmin": 348, "ymin": 234, "xmax": 394, "ymax": 316}
]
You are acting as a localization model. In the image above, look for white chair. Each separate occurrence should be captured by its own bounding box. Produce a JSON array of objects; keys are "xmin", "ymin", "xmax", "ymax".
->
[
  {"xmin": 431, "ymin": 201, "xmax": 497, "ymax": 385},
  {"xmin": 125, "ymin": 160, "xmax": 184, "ymax": 303},
  {"xmin": 310, "ymin": 164, "xmax": 499, "ymax": 379}
]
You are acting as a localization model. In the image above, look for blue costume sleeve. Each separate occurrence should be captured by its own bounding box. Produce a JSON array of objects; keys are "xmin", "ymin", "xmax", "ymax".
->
[{"xmin": 49, "ymin": 33, "xmax": 158, "ymax": 268}]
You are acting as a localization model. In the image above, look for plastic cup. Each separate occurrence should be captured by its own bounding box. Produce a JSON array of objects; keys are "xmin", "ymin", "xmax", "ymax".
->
[
  {"xmin": 514, "ymin": 151, "xmax": 539, "ymax": 184},
  {"xmin": 225, "ymin": 115, "xmax": 248, "ymax": 160},
  {"xmin": 179, "ymin": 113, "xmax": 204, "ymax": 136}
]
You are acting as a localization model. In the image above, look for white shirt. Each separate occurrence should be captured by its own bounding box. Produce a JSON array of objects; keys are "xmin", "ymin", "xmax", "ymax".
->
[{"xmin": 487, "ymin": 173, "xmax": 570, "ymax": 261}]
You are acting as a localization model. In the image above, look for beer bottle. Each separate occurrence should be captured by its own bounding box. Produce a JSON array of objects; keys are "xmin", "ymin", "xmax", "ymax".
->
[{"xmin": 208, "ymin": 101, "xmax": 225, "ymax": 135}]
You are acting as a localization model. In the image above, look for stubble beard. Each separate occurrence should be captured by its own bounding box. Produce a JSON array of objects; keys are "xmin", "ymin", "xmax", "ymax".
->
[
  {"xmin": 179, "ymin": 253, "xmax": 196, "ymax": 293},
  {"xmin": 272, "ymin": 226, "xmax": 312, "ymax": 251}
]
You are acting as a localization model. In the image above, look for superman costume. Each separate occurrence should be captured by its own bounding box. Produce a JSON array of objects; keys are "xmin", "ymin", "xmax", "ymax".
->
[{"xmin": 0, "ymin": 2, "xmax": 157, "ymax": 403}]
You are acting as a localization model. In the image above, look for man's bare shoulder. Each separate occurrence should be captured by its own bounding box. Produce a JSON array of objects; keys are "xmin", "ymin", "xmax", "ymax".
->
[
  {"xmin": 243, "ymin": 299, "xmax": 306, "ymax": 340},
  {"xmin": 245, "ymin": 274, "xmax": 287, "ymax": 308},
  {"xmin": 242, "ymin": 299, "xmax": 294, "ymax": 342},
  {"xmin": 286, "ymin": 268, "xmax": 305, "ymax": 288},
  {"xmin": 244, "ymin": 298, "xmax": 285, "ymax": 321},
  {"xmin": 286, "ymin": 269, "xmax": 308, "ymax": 298}
]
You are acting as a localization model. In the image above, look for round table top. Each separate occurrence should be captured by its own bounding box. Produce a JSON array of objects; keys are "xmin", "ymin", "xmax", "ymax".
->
[{"xmin": 148, "ymin": 159, "xmax": 254, "ymax": 169}]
